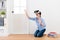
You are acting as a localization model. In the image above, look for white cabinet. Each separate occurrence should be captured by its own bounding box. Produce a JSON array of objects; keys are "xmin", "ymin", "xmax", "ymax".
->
[{"xmin": 0, "ymin": 0, "xmax": 9, "ymax": 36}]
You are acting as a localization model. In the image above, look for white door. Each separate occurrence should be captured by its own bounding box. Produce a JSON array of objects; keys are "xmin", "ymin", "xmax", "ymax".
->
[{"xmin": 10, "ymin": 0, "xmax": 29, "ymax": 34}]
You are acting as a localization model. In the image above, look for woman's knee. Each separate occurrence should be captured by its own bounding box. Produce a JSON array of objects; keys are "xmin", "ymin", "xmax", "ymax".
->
[
  {"xmin": 34, "ymin": 34, "xmax": 37, "ymax": 37},
  {"xmin": 37, "ymin": 34, "xmax": 43, "ymax": 37},
  {"xmin": 34, "ymin": 30, "xmax": 39, "ymax": 37}
]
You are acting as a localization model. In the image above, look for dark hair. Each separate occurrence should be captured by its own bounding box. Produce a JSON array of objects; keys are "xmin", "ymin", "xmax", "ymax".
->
[
  {"xmin": 34, "ymin": 10, "xmax": 41, "ymax": 15},
  {"xmin": 38, "ymin": 12, "xmax": 41, "ymax": 15}
]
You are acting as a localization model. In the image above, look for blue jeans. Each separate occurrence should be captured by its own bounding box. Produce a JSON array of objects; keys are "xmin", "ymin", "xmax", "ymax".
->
[{"xmin": 34, "ymin": 29, "xmax": 46, "ymax": 37}]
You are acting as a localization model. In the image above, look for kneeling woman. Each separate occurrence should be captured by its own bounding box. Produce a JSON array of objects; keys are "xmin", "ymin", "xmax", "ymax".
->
[{"xmin": 25, "ymin": 10, "xmax": 46, "ymax": 37}]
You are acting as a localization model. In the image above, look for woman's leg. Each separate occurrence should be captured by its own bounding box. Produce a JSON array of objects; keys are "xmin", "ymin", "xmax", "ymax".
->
[
  {"xmin": 34, "ymin": 30, "xmax": 39, "ymax": 37},
  {"xmin": 37, "ymin": 29, "xmax": 46, "ymax": 37}
]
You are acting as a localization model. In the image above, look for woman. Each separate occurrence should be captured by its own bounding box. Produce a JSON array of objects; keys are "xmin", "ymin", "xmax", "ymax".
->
[{"xmin": 25, "ymin": 10, "xmax": 46, "ymax": 37}]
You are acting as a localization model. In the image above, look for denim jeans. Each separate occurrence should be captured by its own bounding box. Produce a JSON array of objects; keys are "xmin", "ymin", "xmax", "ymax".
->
[{"xmin": 34, "ymin": 29, "xmax": 46, "ymax": 37}]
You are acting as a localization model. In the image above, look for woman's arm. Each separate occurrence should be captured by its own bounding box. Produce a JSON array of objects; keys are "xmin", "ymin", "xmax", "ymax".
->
[
  {"xmin": 25, "ymin": 10, "xmax": 36, "ymax": 20},
  {"xmin": 25, "ymin": 10, "xmax": 30, "ymax": 19}
]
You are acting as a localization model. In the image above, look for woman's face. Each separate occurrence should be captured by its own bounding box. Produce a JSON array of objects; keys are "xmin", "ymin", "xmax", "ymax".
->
[{"xmin": 36, "ymin": 13, "xmax": 41, "ymax": 17}]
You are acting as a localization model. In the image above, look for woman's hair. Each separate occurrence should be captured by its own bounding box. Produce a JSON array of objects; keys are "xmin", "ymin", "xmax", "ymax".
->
[{"xmin": 34, "ymin": 10, "xmax": 41, "ymax": 15}]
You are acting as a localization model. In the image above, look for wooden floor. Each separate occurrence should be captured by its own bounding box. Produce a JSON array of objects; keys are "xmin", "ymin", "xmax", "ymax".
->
[{"xmin": 0, "ymin": 34, "xmax": 60, "ymax": 40}]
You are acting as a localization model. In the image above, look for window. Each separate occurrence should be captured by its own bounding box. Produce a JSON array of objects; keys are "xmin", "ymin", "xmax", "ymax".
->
[{"xmin": 14, "ymin": 0, "xmax": 26, "ymax": 14}]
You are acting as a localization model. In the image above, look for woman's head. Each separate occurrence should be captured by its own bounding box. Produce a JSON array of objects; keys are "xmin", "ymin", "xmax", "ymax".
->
[{"xmin": 34, "ymin": 10, "xmax": 41, "ymax": 17}]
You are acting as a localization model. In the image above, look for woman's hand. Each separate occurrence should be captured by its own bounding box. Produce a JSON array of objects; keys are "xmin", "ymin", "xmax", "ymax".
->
[
  {"xmin": 38, "ymin": 18, "xmax": 44, "ymax": 27},
  {"xmin": 24, "ymin": 9, "xmax": 30, "ymax": 19}
]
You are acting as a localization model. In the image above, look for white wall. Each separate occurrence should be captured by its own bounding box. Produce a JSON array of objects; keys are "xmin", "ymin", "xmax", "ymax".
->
[
  {"xmin": 8, "ymin": 0, "xmax": 60, "ymax": 34},
  {"xmin": 27, "ymin": 0, "xmax": 60, "ymax": 34}
]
